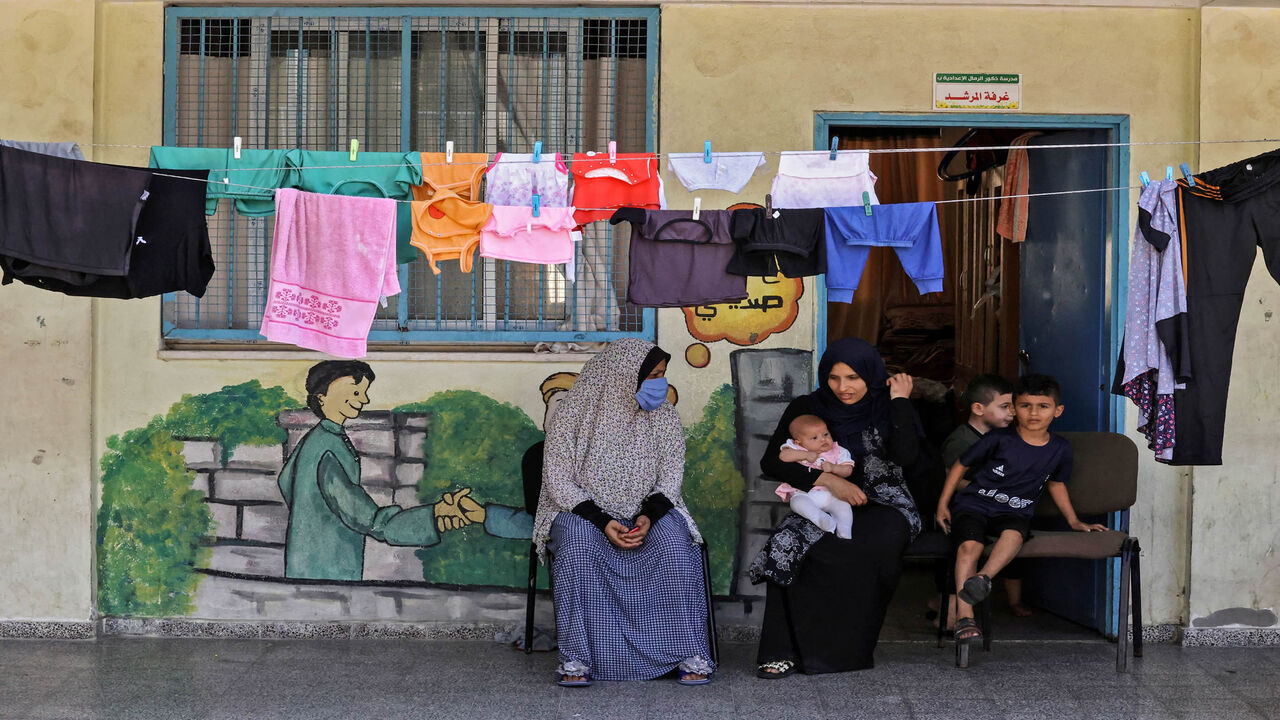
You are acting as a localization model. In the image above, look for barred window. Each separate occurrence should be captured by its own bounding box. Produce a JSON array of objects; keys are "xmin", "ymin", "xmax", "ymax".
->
[{"xmin": 163, "ymin": 9, "xmax": 657, "ymax": 347}]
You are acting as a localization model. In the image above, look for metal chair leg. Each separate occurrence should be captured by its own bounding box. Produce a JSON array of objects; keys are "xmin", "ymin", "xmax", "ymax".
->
[
  {"xmin": 979, "ymin": 599, "xmax": 992, "ymax": 652},
  {"xmin": 938, "ymin": 563, "xmax": 953, "ymax": 649},
  {"xmin": 701, "ymin": 543, "xmax": 719, "ymax": 664},
  {"xmin": 1131, "ymin": 538, "xmax": 1143, "ymax": 658},
  {"xmin": 525, "ymin": 542, "xmax": 537, "ymax": 654},
  {"xmin": 1117, "ymin": 539, "xmax": 1133, "ymax": 672}
]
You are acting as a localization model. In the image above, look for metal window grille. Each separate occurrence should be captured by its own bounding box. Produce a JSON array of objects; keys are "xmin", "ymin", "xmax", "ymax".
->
[{"xmin": 162, "ymin": 8, "xmax": 657, "ymax": 346}]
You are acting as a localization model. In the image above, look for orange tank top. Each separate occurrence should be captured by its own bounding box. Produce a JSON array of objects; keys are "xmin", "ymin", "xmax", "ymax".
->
[
  {"xmin": 412, "ymin": 152, "xmax": 488, "ymax": 202},
  {"xmin": 409, "ymin": 186, "xmax": 494, "ymax": 275}
]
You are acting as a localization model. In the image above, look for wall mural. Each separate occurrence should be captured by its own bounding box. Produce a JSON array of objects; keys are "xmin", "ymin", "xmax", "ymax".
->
[
  {"xmin": 95, "ymin": 364, "xmax": 746, "ymax": 620},
  {"xmin": 682, "ymin": 273, "xmax": 805, "ymax": 347}
]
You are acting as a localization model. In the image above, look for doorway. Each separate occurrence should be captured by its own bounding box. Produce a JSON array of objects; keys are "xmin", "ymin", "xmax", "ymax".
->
[{"xmin": 814, "ymin": 113, "xmax": 1129, "ymax": 640}]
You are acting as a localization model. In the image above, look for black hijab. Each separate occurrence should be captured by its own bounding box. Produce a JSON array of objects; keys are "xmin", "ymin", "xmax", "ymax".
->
[{"xmin": 810, "ymin": 337, "xmax": 891, "ymax": 452}]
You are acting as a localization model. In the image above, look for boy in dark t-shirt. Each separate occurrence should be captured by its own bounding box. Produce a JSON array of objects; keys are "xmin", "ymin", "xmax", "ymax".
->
[{"xmin": 934, "ymin": 373, "xmax": 1106, "ymax": 642}]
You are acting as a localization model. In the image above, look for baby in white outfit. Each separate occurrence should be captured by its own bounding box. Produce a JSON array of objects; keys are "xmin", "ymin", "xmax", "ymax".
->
[{"xmin": 775, "ymin": 414, "xmax": 855, "ymax": 538}]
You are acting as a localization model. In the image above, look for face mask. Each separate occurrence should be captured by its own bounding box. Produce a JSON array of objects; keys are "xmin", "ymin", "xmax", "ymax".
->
[{"xmin": 635, "ymin": 377, "xmax": 668, "ymax": 411}]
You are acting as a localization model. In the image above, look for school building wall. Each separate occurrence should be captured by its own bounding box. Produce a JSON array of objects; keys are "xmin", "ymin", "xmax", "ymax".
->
[{"xmin": 1, "ymin": 0, "xmax": 1277, "ymax": 643}]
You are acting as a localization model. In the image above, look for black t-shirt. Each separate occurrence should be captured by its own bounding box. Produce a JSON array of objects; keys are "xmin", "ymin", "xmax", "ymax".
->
[{"xmin": 952, "ymin": 427, "xmax": 1073, "ymax": 518}]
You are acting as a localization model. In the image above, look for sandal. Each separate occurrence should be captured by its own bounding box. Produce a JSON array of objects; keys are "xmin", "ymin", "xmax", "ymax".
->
[
  {"xmin": 958, "ymin": 574, "xmax": 992, "ymax": 605},
  {"xmin": 556, "ymin": 673, "xmax": 592, "ymax": 687},
  {"xmin": 953, "ymin": 616, "xmax": 982, "ymax": 642},
  {"xmin": 678, "ymin": 672, "xmax": 712, "ymax": 686},
  {"xmin": 756, "ymin": 660, "xmax": 797, "ymax": 679}
]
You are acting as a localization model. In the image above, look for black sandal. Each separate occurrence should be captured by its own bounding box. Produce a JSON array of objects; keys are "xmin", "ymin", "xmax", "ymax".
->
[
  {"xmin": 958, "ymin": 574, "xmax": 992, "ymax": 605},
  {"xmin": 953, "ymin": 616, "xmax": 982, "ymax": 642},
  {"xmin": 756, "ymin": 660, "xmax": 796, "ymax": 679}
]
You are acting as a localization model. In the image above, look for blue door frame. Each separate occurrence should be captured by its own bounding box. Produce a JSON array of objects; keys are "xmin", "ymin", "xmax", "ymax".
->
[{"xmin": 812, "ymin": 112, "xmax": 1130, "ymax": 637}]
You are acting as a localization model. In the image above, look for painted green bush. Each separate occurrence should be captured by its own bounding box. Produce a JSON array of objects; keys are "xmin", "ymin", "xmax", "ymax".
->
[
  {"xmin": 395, "ymin": 391, "xmax": 543, "ymax": 588},
  {"xmin": 98, "ymin": 381, "xmax": 298, "ymax": 616},
  {"xmin": 97, "ymin": 418, "xmax": 212, "ymax": 616},
  {"xmin": 682, "ymin": 384, "xmax": 746, "ymax": 596},
  {"xmin": 164, "ymin": 380, "xmax": 296, "ymax": 463}
]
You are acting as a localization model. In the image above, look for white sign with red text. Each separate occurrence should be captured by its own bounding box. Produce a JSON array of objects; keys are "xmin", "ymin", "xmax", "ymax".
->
[{"xmin": 934, "ymin": 73, "xmax": 1021, "ymax": 111}]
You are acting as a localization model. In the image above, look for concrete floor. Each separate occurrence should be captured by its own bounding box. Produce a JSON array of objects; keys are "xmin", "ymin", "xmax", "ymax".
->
[{"xmin": 2, "ymin": 636, "xmax": 1280, "ymax": 720}]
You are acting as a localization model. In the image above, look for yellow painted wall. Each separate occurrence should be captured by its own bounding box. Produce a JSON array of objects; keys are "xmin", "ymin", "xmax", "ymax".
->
[
  {"xmin": 9, "ymin": 0, "xmax": 1279, "ymax": 630},
  {"xmin": 659, "ymin": 3, "xmax": 1199, "ymax": 625},
  {"xmin": 0, "ymin": 0, "xmax": 97, "ymax": 620},
  {"xmin": 1187, "ymin": 6, "xmax": 1280, "ymax": 625}
]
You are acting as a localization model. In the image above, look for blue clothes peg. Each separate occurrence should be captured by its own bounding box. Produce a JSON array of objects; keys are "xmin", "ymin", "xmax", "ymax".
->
[
  {"xmin": 1165, "ymin": 166, "xmax": 1175, "ymax": 182},
  {"xmin": 829, "ymin": 137, "xmax": 839, "ymax": 161},
  {"xmin": 532, "ymin": 193, "xmax": 541, "ymax": 218},
  {"xmin": 1180, "ymin": 162, "xmax": 1196, "ymax": 187},
  {"xmin": 533, "ymin": 141, "xmax": 542, "ymax": 164},
  {"xmin": 1140, "ymin": 171, "xmax": 1150, "ymax": 188},
  {"xmin": 704, "ymin": 141, "xmax": 713, "ymax": 164},
  {"xmin": 862, "ymin": 191, "xmax": 873, "ymax": 216}
]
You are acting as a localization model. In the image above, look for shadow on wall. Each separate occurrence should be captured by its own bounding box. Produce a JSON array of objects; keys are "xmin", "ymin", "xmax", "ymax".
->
[{"xmin": 95, "ymin": 379, "xmax": 747, "ymax": 616}]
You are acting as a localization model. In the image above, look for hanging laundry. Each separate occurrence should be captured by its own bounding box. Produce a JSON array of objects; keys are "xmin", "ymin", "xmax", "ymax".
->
[
  {"xmin": 823, "ymin": 202, "xmax": 945, "ymax": 302},
  {"xmin": 409, "ymin": 187, "xmax": 494, "ymax": 275},
  {"xmin": 726, "ymin": 207, "xmax": 826, "ymax": 278},
  {"xmin": 413, "ymin": 151, "xmax": 489, "ymax": 201},
  {"xmin": 1111, "ymin": 179, "xmax": 1187, "ymax": 462},
  {"xmin": 769, "ymin": 150, "xmax": 878, "ymax": 209},
  {"xmin": 3, "ymin": 168, "xmax": 214, "ymax": 299},
  {"xmin": 610, "ymin": 208, "xmax": 747, "ymax": 308},
  {"xmin": 149, "ymin": 146, "xmax": 291, "ymax": 216},
  {"xmin": 570, "ymin": 152, "xmax": 664, "ymax": 226},
  {"xmin": 1168, "ymin": 150, "xmax": 1280, "ymax": 465},
  {"xmin": 666, "ymin": 152, "xmax": 766, "ymax": 194},
  {"xmin": 0, "ymin": 145, "xmax": 152, "ymax": 289},
  {"xmin": 995, "ymin": 132, "xmax": 1041, "ymax": 243},
  {"xmin": 291, "ymin": 150, "xmax": 425, "ymax": 265},
  {"xmin": 261, "ymin": 189, "xmax": 399, "ymax": 359},
  {"xmin": 480, "ymin": 206, "xmax": 577, "ymax": 265},
  {"xmin": 485, "ymin": 152, "xmax": 570, "ymax": 207},
  {"xmin": 0, "ymin": 139, "xmax": 85, "ymax": 160}
]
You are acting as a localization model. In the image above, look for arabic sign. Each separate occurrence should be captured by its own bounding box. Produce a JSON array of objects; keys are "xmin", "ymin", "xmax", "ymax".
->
[
  {"xmin": 934, "ymin": 73, "xmax": 1021, "ymax": 111},
  {"xmin": 682, "ymin": 274, "xmax": 804, "ymax": 346}
]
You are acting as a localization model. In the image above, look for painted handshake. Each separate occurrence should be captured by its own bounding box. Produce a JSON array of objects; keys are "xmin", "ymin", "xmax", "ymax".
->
[{"xmin": 433, "ymin": 487, "xmax": 487, "ymax": 533}]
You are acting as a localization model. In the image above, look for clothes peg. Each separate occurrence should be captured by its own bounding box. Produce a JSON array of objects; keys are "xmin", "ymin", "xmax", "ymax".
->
[
  {"xmin": 532, "ymin": 193, "xmax": 541, "ymax": 218},
  {"xmin": 862, "ymin": 191, "xmax": 873, "ymax": 216},
  {"xmin": 608, "ymin": 140, "xmax": 617, "ymax": 165},
  {"xmin": 1165, "ymin": 166, "xmax": 1174, "ymax": 182},
  {"xmin": 692, "ymin": 197, "xmax": 702, "ymax": 221},
  {"xmin": 1180, "ymin": 162, "xmax": 1195, "ymax": 187},
  {"xmin": 533, "ymin": 141, "xmax": 542, "ymax": 164},
  {"xmin": 349, "ymin": 139, "xmax": 359, "ymax": 162},
  {"xmin": 704, "ymin": 141, "xmax": 713, "ymax": 164},
  {"xmin": 446, "ymin": 141, "xmax": 454, "ymax": 164},
  {"xmin": 233, "ymin": 136, "xmax": 242, "ymax": 160},
  {"xmin": 829, "ymin": 137, "xmax": 839, "ymax": 161},
  {"xmin": 1140, "ymin": 171, "xmax": 1150, "ymax": 188}
]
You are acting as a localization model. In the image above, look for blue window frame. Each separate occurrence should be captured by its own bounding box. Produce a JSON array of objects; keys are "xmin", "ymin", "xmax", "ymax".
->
[{"xmin": 162, "ymin": 6, "xmax": 658, "ymax": 346}]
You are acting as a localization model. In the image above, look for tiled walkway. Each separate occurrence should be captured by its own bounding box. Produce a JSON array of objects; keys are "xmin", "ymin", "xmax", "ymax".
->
[{"xmin": 2, "ymin": 636, "xmax": 1279, "ymax": 719}]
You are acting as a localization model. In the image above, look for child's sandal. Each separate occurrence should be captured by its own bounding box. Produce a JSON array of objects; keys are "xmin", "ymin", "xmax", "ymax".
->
[
  {"xmin": 958, "ymin": 574, "xmax": 993, "ymax": 605},
  {"xmin": 953, "ymin": 616, "xmax": 982, "ymax": 642}
]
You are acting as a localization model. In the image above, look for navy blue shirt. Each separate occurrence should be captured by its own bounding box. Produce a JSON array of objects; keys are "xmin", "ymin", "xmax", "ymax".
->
[{"xmin": 952, "ymin": 427, "xmax": 1073, "ymax": 518}]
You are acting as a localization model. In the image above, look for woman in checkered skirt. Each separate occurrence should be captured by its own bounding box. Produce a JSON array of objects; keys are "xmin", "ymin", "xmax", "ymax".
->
[{"xmin": 531, "ymin": 338, "xmax": 714, "ymax": 686}]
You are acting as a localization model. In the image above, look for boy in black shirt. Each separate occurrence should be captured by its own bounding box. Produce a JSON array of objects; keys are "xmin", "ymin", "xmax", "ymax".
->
[{"xmin": 935, "ymin": 374, "xmax": 1106, "ymax": 641}]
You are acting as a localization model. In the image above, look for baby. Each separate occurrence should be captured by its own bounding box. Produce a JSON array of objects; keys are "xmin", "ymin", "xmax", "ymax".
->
[{"xmin": 775, "ymin": 414, "xmax": 856, "ymax": 538}]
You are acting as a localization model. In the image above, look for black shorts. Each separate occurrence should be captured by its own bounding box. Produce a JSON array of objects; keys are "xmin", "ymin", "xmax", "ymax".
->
[{"xmin": 950, "ymin": 511, "xmax": 1031, "ymax": 548}]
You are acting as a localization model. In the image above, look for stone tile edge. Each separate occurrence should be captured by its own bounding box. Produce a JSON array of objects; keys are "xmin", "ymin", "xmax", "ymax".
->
[
  {"xmin": 0, "ymin": 621, "xmax": 96, "ymax": 640},
  {"xmin": 1181, "ymin": 626, "xmax": 1280, "ymax": 647}
]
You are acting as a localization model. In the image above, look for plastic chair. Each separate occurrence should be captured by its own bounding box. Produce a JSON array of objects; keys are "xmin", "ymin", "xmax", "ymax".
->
[{"xmin": 521, "ymin": 440, "xmax": 719, "ymax": 664}]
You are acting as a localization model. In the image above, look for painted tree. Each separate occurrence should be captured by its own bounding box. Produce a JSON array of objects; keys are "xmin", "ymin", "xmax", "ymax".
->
[{"xmin": 682, "ymin": 383, "xmax": 747, "ymax": 596}]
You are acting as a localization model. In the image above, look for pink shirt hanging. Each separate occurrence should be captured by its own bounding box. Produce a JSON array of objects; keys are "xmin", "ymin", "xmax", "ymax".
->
[{"xmin": 480, "ymin": 206, "xmax": 578, "ymax": 265}]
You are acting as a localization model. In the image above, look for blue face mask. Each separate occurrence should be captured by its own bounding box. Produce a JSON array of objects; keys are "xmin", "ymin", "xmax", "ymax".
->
[{"xmin": 635, "ymin": 377, "xmax": 668, "ymax": 411}]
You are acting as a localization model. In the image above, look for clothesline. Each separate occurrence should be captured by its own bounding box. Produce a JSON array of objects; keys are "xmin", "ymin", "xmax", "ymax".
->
[
  {"xmin": 31, "ymin": 135, "xmax": 1280, "ymax": 166},
  {"xmin": 146, "ymin": 167, "xmax": 1148, "ymax": 209}
]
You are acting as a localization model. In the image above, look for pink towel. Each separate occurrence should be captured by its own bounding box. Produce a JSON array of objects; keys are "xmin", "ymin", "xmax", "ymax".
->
[{"xmin": 261, "ymin": 188, "xmax": 400, "ymax": 358}]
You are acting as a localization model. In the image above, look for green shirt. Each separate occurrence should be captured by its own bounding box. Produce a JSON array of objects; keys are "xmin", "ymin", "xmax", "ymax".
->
[{"xmin": 277, "ymin": 419, "xmax": 440, "ymax": 580}]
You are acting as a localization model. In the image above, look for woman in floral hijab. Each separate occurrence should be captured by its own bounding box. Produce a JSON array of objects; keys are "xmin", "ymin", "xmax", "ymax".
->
[{"xmin": 532, "ymin": 338, "xmax": 714, "ymax": 686}]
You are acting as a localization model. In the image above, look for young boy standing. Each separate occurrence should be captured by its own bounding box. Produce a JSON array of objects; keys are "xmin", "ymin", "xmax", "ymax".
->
[{"xmin": 935, "ymin": 373, "xmax": 1106, "ymax": 642}]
